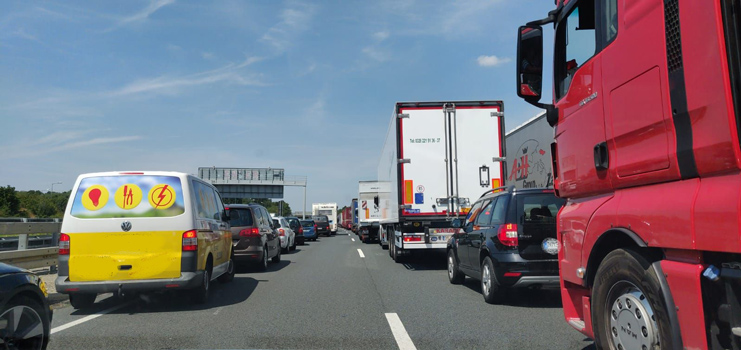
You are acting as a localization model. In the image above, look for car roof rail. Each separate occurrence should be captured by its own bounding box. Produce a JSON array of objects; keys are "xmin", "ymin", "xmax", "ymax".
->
[{"xmin": 479, "ymin": 185, "xmax": 515, "ymax": 198}]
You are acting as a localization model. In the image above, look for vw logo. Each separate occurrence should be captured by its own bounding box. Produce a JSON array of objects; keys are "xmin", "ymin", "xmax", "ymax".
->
[{"xmin": 121, "ymin": 221, "xmax": 132, "ymax": 232}]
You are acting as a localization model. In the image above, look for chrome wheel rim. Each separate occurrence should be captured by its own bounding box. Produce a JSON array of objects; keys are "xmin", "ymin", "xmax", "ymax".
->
[
  {"xmin": 448, "ymin": 255, "xmax": 455, "ymax": 278},
  {"xmin": 606, "ymin": 281, "xmax": 659, "ymax": 350},
  {"xmin": 0, "ymin": 305, "xmax": 44, "ymax": 350},
  {"xmin": 482, "ymin": 264, "xmax": 491, "ymax": 296}
]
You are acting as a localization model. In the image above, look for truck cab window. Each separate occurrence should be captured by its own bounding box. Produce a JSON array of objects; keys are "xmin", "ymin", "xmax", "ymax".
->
[{"xmin": 556, "ymin": 1, "xmax": 596, "ymax": 99}]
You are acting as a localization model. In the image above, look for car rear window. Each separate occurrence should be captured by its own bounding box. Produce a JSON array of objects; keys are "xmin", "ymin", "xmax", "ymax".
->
[
  {"xmin": 70, "ymin": 175, "xmax": 185, "ymax": 219},
  {"xmin": 313, "ymin": 216, "xmax": 328, "ymax": 222},
  {"xmin": 519, "ymin": 194, "xmax": 566, "ymax": 223},
  {"xmin": 300, "ymin": 220, "xmax": 314, "ymax": 227},
  {"xmin": 229, "ymin": 208, "xmax": 253, "ymax": 227},
  {"xmin": 273, "ymin": 219, "xmax": 280, "ymax": 227}
]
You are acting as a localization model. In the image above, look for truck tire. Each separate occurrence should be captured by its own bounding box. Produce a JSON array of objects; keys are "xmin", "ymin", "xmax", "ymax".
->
[
  {"xmin": 393, "ymin": 243, "xmax": 404, "ymax": 263},
  {"xmin": 591, "ymin": 249, "xmax": 674, "ymax": 350},
  {"xmin": 448, "ymin": 250, "xmax": 465, "ymax": 284}
]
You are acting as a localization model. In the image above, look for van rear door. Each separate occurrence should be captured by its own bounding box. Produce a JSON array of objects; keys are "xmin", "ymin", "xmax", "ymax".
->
[{"xmin": 64, "ymin": 174, "xmax": 189, "ymax": 282}]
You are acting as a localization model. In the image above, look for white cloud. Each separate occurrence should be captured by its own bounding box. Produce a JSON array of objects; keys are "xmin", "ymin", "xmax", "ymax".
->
[
  {"xmin": 119, "ymin": 0, "xmax": 174, "ymax": 25},
  {"xmin": 372, "ymin": 30, "xmax": 390, "ymax": 41},
  {"xmin": 201, "ymin": 52, "xmax": 216, "ymax": 60},
  {"xmin": 362, "ymin": 46, "xmax": 390, "ymax": 62},
  {"xmin": 111, "ymin": 56, "xmax": 265, "ymax": 96},
  {"xmin": 260, "ymin": 1, "xmax": 317, "ymax": 53},
  {"xmin": 477, "ymin": 55, "xmax": 511, "ymax": 67}
]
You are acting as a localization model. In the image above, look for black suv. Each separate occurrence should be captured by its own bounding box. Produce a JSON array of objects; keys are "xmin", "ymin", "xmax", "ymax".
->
[{"xmin": 447, "ymin": 187, "xmax": 565, "ymax": 304}]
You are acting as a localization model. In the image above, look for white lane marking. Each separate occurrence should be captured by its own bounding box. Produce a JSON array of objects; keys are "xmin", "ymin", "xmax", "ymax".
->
[
  {"xmin": 51, "ymin": 300, "xmax": 134, "ymax": 334},
  {"xmin": 357, "ymin": 249, "xmax": 365, "ymax": 258},
  {"xmin": 213, "ymin": 306, "xmax": 223, "ymax": 315},
  {"xmin": 385, "ymin": 313, "xmax": 417, "ymax": 350},
  {"xmin": 351, "ymin": 238, "xmax": 355, "ymax": 242}
]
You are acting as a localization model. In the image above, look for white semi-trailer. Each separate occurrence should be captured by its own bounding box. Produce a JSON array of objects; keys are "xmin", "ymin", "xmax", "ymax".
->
[
  {"xmin": 312, "ymin": 203, "xmax": 337, "ymax": 234},
  {"xmin": 357, "ymin": 181, "xmax": 383, "ymax": 243},
  {"xmin": 377, "ymin": 101, "xmax": 505, "ymax": 262},
  {"xmin": 504, "ymin": 112, "xmax": 554, "ymax": 189}
]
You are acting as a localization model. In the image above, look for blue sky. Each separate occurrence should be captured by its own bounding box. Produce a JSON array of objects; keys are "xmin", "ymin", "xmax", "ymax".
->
[{"xmin": 0, "ymin": 0, "xmax": 555, "ymax": 212}]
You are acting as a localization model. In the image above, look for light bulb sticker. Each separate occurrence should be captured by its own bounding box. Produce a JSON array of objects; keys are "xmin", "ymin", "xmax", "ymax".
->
[
  {"xmin": 81, "ymin": 185, "xmax": 109, "ymax": 211},
  {"xmin": 148, "ymin": 184, "xmax": 176, "ymax": 210},
  {"xmin": 114, "ymin": 184, "xmax": 142, "ymax": 210}
]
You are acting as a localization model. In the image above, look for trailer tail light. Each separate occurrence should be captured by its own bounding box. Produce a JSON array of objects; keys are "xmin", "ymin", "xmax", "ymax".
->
[
  {"xmin": 59, "ymin": 233, "xmax": 70, "ymax": 255},
  {"xmin": 182, "ymin": 230, "xmax": 198, "ymax": 251},
  {"xmin": 498, "ymin": 224, "xmax": 519, "ymax": 247},
  {"xmin": 403, "ymin": 236, "xmax": 423, "ymax": 242},
  {"xmin": 239, "ymin": 228, "xmax": 260, "ymax": 237},
  {"xmin": 279, "ymin": 228, "xmax": 285, "ymax": 236}
]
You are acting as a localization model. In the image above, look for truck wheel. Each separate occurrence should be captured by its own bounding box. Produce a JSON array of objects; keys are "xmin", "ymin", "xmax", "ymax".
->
[
  {"xmin": 448, "ymin": 250, "xmax": 465, "ymax": 284},
  {"xmin": 218, "ymin": 255, "xmax": 235, "ymax": 283},
  {"xmin": 393, "ymin": 244, "xmax": 404, "ymax": 263},
  {"xmin": 69, "ymin": 293, "xmax": 96, "ymax": 309},
  {"xmin": 481, "ymin": 257, "xmax": 505, "ymax": 304},
  {"xmin": 591, "ymin": 249, "xmax": 674, "ymax": 350}
]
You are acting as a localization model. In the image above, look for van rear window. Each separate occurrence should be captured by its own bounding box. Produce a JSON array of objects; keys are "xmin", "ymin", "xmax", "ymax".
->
[{"xmin": 70, "ymin": 175, "xmax": 186, "ymax": 219}]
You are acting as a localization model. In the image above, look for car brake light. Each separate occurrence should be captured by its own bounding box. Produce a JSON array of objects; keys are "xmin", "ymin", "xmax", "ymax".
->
[
  {"xmin": 59, "ymin": 233, "xmax": 70, "ymax": 255},
  {"xmin": 403, "ymin": 236, "xmax": 423, "ymax": 242},
  {"xmin": 498, "ymin": 224, "xmax": 519, "ymax": 247},
  {"xmin": 299, "ymin": 227, "xmax": 303, "ymax": 234},
  {"xmin": 239, "ymin": 227, "xmax": 260, "ymax": 237},
  {"xmin": 182, "ymin": 230, "xmax": 198, "ymax": 251},
  {"xmin": 314, "ymin": 224, "xmax": 317, "ymax": 230},
  {"xmin": 279, "ymin": 228, "xmax": 285, "ymax": 236}
]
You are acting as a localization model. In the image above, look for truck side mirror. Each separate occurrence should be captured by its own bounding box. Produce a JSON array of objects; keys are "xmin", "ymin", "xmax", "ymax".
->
[{"xmin": 516, "ymin": 25, "xmax": 544, "ymax": 102}]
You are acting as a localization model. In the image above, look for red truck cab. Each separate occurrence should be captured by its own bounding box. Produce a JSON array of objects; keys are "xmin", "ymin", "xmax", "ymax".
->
[{"xmin": 516, "ymin": 1, "xmax": 741, "ymax": 349}]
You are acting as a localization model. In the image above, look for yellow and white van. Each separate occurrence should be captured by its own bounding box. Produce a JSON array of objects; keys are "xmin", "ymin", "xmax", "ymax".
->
[{"xmin": 55, "ymin": 171, "xmax": 234, "ymax": 309}]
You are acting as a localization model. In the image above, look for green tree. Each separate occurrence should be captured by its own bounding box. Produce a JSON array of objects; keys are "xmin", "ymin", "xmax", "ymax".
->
[{"xmin": 0, "ymin": 186, "xmax": 20, "ymax": 217}]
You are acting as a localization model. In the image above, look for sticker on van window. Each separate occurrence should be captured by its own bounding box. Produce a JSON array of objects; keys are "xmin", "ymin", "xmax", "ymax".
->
[
  {"xmin": 81, "ymin": 185, "xmax": 109, "ymax": 211},
  {"xmin": 148, "ymin": 184, "xmax": 176, "ymax": 210},
  {"xmin": 70, "ymin": 176, "xmax": 185, "ymax": 219},
  {"xmin": 114, "ymin": 184, "xmax": 142, "ymax": 210}
]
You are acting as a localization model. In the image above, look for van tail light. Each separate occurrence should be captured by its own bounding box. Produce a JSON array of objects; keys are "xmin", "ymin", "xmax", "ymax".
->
[
  {"xmin": 279, "ymin": 228, "xmax": 285, "ymax": 237},
  {"xmin": 182, "ymin": 230, "xmax": 198, "ymax": 251},
  {"xmin": 239, "ymin": 228, "xmax": 260, "ymax": 237},
  {"xmin": 403, "ymin": 235, "xmax": 423, "ymax": 242},
  {"xmin": 498, "ymin": 224, "xmax": 519, "ymax": 247},
  {"xmin": 59, "ymin": 233, "xmax": 70, "ymax": 255}
]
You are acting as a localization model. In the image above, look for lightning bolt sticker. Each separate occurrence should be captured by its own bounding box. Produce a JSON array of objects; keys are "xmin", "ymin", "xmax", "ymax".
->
[{"xmin": 148, "ymin": 184, "xmax": 176, "ymax": 210}]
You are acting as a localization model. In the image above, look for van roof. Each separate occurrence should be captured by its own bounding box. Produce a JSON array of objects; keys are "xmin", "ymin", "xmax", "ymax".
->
[{"xmin": 77, "ymin": 171, "xmax": 191, "ymax": 178}]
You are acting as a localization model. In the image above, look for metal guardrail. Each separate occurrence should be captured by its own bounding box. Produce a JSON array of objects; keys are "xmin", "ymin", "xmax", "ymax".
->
[{"xmin": 0, "ymin": 220, "xmax": 61, "ymax": 271}]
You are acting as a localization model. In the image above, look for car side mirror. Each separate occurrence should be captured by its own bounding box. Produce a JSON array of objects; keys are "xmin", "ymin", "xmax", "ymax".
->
[
  {"xmin": 516, "ymin": 25, "xmax": 544, "ymax": 101},
  {"xmin": 451, "ymin": 218, "xmax": 462, "ymax": 228}
]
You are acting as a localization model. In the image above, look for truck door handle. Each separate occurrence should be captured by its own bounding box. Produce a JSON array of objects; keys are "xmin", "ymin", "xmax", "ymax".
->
[{"xmin": 594, "ymin": 142, "xmax": 609, "ymax": 171}]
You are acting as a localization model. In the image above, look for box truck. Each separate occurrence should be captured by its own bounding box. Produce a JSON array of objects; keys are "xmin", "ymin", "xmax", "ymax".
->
[
  {"xmin": 378, "ymin": 101, "xmax": 505, "ymax": 262},
  {"xmin": 358, "ymin": 181, "xmax": 383, "ymax": 243},
  {"xmin": 505, "ymin": 112, "xmax": 553, "ymax": 189}
]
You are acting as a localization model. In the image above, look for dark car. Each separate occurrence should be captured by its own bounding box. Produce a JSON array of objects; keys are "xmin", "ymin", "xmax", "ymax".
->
[
  {"xmin": 313, "ymin": 215, "xmax": 331, "ymax": 237},
  {"xmin": 285, "ymin": 217, "xmax": 304, "ymax": 245},
  {"xmin": 447, "ymin": 187, "xmax": 566, "ymax": 304},
  {"xmin": 300, "ymin": 220, "xmax": 318, "ymax": 241},
  {"xmin": 226, "ymin": 204, "xmax": 281, "ymax": 270},
  {"xmin": 0, "ymin": 263, "xmax": 52, "ymax": 349}
]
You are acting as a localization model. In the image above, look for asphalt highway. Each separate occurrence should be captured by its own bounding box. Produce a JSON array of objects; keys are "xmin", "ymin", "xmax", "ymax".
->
[{"xmin": 48, "ymin": 228, "xmax": 594, "ymax": 349}]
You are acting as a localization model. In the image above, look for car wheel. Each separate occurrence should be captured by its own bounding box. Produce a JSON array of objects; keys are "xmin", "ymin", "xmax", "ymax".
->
[
  {"xmin": 282, "ymin": 243, "xmax": 289, "ymax": 254},
  {"xmin": 192, "ymin": 264, "xmax": 211, "ymax": 304},
  {"xmin": 217, "ymin": 255, "xmax": 235, "ymax": 283},
  {"xmin": 272, "ymin": 244, "xmax": 281, "ymax": 263},
  {"xmin": 591, "ymin": 249, "xmax": 674, "ymax": 350},
  {"xmin": 448, "ymin": 250, "xmax": 465, "ymax": 284},
  {"xmin": 69, "ymin": 293, "xmax": 96, "ymax": 309},
  {"xmin": 257, "ymin": 245, "xmax": 268, "ymax": 271},
  {"xmin": 481, "ymin": 257, "xmax": 505, "ymax": 304},
  {"xmin": 290, "ymin": 239, "xmax": 296, "ymax": 251},
  {"xmin": 0, "ymin": 296, "xmax": 49, "ymax": 350}
]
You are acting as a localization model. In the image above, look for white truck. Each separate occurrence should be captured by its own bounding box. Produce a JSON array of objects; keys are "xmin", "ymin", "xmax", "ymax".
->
[
  {"xmin": 504, "ymin": 112, "xmax": 554, "ymax": 189},
  {"xmin": 357, "ymin": 181, "xmax": 385, "ymax": 243},
  {"xmin": 377, "ymin": 101, "xmax": 505, "ymax": 262},
  {"xmin": 312, "ymin": 203, "xmax": 337, "ymax": 234}
]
